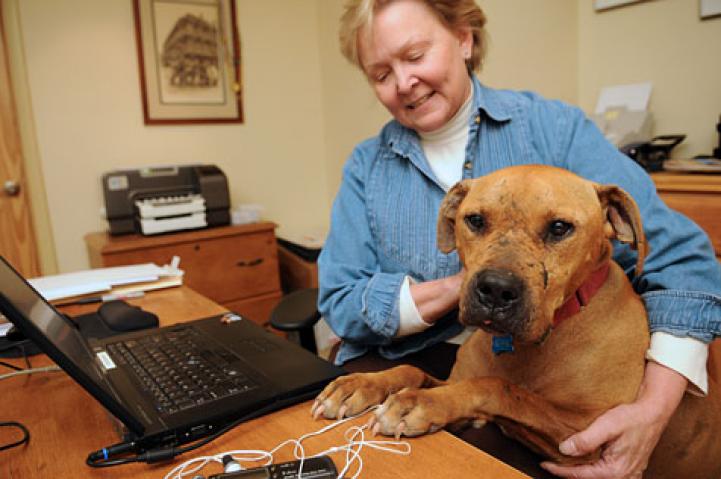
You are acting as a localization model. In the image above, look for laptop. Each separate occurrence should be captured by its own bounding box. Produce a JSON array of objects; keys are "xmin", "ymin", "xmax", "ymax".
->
[{"xmin": 0, "ymin": 256, "xmax": 344, "ymax": 456}]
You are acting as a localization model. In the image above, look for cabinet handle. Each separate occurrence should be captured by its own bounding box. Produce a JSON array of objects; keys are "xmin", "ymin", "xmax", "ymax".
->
[{"xmin": 237, "ymin": 258, "xmax": 263, "ymax": 267}]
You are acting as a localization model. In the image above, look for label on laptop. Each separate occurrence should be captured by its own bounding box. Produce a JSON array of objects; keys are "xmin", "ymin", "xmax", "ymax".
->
[{"xmin": 96, "ymin": 351, "xmax": 117, "ymax": 371}]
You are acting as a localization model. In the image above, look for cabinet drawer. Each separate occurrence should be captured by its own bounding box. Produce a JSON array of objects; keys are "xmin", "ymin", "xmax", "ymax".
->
[{"xmin": 100, "ymin": 231, "xmax": 281, "ymax": 303}]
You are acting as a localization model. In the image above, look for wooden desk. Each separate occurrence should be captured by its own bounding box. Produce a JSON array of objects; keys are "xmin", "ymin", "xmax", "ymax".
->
[{"xmin": 3, "ymin": 287, "xmax": 528, "ymax": 478}]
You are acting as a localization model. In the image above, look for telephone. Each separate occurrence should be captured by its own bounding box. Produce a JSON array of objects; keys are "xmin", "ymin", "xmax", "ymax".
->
[{"xmin": 620, "ymin": 134, "xmax": 686, "ymax": 172}]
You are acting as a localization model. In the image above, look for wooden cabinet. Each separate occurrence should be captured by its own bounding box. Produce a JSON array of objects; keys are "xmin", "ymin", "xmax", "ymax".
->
[
  {"xmin": 85, "ymin": 223, "xmax": 282, "ymax": 325},
  {"xmin": 652, "ymin": 173, "xmax": 721, "ymax": 257}
]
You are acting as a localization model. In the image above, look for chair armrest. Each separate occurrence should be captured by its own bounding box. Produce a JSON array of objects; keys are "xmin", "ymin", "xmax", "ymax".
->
[{"xmin": 269, "ymin": 288, "xmax": 321, "ymax": 332}]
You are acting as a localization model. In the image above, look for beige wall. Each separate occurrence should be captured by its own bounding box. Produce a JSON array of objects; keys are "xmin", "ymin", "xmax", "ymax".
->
[
  {"xmin": 578, "ymin": 0, "xmax": 721, "ymax": 159},
  {"xmin": 480, "ymin": 0, "xmax": 578, "ymax": 103},
  {"xmin": 4, "ymin": 0, "xmax": 719, "ymax": 273}
]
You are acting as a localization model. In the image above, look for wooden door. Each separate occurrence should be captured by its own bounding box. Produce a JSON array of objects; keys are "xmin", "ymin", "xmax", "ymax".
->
[{"xmin": 0, "ymin": 11, "xmax": 39, "ymax": 277}]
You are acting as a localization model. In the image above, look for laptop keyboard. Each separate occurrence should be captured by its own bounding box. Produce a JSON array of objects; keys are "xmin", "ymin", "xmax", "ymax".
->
[{"xmin": 106, "ymin": 327, "xmax": 259, "ymax": 415}]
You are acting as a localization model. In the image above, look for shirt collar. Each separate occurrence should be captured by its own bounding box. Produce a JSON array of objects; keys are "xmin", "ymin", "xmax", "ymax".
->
[{"xmin": 470, "ymin": 74, "xmax": 513, "ymax": 123}]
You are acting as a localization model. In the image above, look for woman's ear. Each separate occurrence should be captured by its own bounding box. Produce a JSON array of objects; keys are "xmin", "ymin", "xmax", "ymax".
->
[
  {"xmin": 437, "ymin": 180, "xmax": 472, "ymax": 253},
  {"xmin": 457, "ymin": 26, "xmax": 473, "ymax": 57}
]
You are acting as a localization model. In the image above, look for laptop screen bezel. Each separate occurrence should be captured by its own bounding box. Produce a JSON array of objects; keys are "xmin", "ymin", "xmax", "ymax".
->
[{"xmin": 0, "ymin": 257, "xmax": 144, "ymax": 434}]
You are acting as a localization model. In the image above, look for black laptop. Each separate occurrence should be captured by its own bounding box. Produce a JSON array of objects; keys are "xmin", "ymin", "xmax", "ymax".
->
[{"xmin": 0, "ymin": 256, "xmax": 344, "ymax": 458}]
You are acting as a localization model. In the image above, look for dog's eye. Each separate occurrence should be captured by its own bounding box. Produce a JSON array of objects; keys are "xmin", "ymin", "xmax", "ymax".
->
[
  {"xmin": 465, "ymin": 214, "xmax": 485, "ymax": 232},
  {"xmin": 546, "ymin": 220, "xmax": 574, "ymax": 242}
]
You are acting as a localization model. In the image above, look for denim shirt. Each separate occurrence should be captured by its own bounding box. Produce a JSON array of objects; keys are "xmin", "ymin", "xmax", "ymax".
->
[{"xmin": 319, "ymin": 75, "xmax": 721, "ymax": 366}]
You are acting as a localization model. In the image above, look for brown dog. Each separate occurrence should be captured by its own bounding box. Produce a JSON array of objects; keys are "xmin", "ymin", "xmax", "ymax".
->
[{"xmin": 312, "ymin": 165, "xmax": 721, "ymax": 477}]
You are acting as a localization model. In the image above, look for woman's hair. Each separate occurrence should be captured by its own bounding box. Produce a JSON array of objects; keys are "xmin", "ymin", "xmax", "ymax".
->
[{"xmin": 339, "ymin": 0, "xmax": 488, "ymax": 73}]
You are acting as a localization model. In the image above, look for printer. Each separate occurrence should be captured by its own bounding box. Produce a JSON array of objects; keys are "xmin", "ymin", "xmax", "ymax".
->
[{"xmin": 102, "ymin": 164, "xmax": 230, "ymax": 235}]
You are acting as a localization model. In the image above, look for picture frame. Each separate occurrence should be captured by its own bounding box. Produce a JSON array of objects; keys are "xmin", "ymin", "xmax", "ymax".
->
[
  {"xmin": 133, "ymin": 0, "xmax": 243, "ymax": 125},
  {"xmin": 700, "ymin": 0, "xmax": 721, "ymax": 19},
  {"xmin": 593, "ymin": 0, "xmax": 644, "ymax": 11}
]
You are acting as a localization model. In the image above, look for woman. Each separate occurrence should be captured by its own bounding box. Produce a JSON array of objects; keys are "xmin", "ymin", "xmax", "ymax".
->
[{"xmin": 317, "ymin": 1, "xmax": 721, "ymax": 477}]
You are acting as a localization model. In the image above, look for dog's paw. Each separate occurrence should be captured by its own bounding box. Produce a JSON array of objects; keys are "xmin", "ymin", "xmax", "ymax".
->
[
  {"xmin": 311, "ymin": 372, "xmax": 396, "ymax": 420},
  {"xmin": 370, "ymin": 388, "xmax": 451, "ymax": 439}
]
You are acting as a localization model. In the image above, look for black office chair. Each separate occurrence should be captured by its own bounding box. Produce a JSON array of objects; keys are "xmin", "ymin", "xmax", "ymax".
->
[{"xmin": 269, "ymin": 288, "xmax": 321, "ymax": 353}]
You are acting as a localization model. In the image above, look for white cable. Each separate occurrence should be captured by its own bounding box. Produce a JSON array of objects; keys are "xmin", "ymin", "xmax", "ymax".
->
[
  {"xmin": 163, "ymin": 405, "xmax": 412, "ymax": 479},
  {"xmin": 0, "ymin": 365, "xmax": 61, "ymax": 381}
]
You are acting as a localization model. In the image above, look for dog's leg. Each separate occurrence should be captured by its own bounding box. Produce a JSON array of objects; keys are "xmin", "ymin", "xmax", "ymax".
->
[
  {"xmin": 373, "ymin": 376, "xmax": 599, "ymax": 464},
  {"xmin": 311, "ymin": 365, "xmax": 445, "ymax": 419}
]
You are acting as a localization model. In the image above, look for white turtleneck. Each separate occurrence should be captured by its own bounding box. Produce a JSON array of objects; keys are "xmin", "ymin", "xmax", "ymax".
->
[{"xmin": 418, "ymin": 85, "xmax": 474, "ymax": 192}]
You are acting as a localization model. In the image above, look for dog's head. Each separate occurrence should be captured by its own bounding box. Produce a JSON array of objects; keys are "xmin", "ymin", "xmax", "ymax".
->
[{"xmin": 438, "ymin": 165, "xmax": 646, "ymax": 343}]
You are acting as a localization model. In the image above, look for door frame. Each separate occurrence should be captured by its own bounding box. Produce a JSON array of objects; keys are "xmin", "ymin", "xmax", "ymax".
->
[{"xmin": 0, "ymin": 0, "xmax": 57, "ymax": 276}]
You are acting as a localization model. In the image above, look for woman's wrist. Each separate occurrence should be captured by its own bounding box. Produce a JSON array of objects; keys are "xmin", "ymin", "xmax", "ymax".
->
[{"xmin": 637, "ymin": 361, "xmax": 687, "ymax": 422}]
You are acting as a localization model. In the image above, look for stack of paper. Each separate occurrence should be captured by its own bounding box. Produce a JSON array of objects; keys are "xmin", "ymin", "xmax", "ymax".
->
[{"xmin": 29, "ymin": 257, "xmax": 184, "ymax": 303}]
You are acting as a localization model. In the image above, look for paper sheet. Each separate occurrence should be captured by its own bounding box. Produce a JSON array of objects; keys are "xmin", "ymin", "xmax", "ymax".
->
[
  {"xmin": 0, "ymin": 322, "xmax": 12, "ymax": 337},
  {"xmin": 595, "ymin": 82, "xmax": 652, "ymax": 114},
  {"xmin": 28, "ymin": 260, "xmax": 183, "ymax": 301}
]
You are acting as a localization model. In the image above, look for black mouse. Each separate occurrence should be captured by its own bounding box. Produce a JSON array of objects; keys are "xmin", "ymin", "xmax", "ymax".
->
[{"xmin": 97, "ymin": 300, "xmax": 159, "ymax": 332}]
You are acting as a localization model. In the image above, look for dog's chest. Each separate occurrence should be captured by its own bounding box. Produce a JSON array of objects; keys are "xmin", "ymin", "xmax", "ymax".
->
[{"xmin": 453, "ymin": 322, "xmax": 645, "ymax": 410}]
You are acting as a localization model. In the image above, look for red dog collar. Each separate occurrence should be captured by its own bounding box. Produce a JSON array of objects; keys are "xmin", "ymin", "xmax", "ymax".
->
[{"xmin": 552, "ymin": 263, "xmax": 610, "ymax": 327}]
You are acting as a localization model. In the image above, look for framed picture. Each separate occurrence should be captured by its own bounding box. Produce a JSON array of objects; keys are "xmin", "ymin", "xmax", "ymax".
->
[
  {"xmin": 593, "ymin": 0, "xmax": 644, "ymax": 11},
  {"xmin": 133, "ymin": 0, "xmax": 243, "ymax": 124},
  {"xmin": 700, "ymin": 0, "xmax": 721, "ymax": 19}
]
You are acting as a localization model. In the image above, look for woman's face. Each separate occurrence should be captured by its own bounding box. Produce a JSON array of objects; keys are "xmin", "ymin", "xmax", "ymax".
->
[{"xmin": 358, "ymin": 0, "xmax": 472, "ymax": 133}]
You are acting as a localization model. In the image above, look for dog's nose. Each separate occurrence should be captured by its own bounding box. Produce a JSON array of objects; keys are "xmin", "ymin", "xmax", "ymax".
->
[{"xmin": 474, "ymin": 269, "xmax": 523, "ymax": 311}]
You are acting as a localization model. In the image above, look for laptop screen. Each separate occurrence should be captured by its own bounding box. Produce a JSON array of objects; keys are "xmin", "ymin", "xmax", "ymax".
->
[{"xmin": 0, "ymin": 257, "xmax": 102, "ymax": 382}]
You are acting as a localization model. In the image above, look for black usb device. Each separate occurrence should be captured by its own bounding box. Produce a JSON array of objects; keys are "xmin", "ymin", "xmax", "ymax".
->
[{"xmin": 208, "ymin": 455, "xmax": 338, "ymax": 479}]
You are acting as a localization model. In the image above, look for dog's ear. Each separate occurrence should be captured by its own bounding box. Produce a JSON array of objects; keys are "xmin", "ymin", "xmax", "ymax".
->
[
  {"xmin": 437, "ymin": 180, "xmax": 472, "ymax": 253},
  {"xmin": 595, "ymin": 184, "xmax": 648, "ymax": 275}
]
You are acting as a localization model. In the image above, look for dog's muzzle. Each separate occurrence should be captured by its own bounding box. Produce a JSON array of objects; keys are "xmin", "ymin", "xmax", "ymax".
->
[{"xmin": 462, "ymin": 269, "xmax": 527, "ymax": 335}]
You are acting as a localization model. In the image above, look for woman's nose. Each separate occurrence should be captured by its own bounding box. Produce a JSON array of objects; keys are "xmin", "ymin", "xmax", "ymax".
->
[{"xmin": 395, "ymin": 67, "xmax": 417, "ymax": 94}]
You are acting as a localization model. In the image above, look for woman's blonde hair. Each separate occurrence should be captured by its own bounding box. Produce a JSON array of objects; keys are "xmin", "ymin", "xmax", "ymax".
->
[{"xmin": 339, "ymin": 0, "xmax": 488, "ymax": 72}]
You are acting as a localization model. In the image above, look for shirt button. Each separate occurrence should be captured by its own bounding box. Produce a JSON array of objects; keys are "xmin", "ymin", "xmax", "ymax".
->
[
  {"xmin": 474, "ymin": 115, "xmax": 481, "ymax": 124},
  {"xmin": 464, "ymin": 161, "xmax": 472, "ymax": 170}
]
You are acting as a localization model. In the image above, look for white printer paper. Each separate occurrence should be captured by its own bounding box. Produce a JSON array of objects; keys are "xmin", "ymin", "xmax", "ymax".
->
[
  {"xmin": 28, "ymin": 261, "xmax": 184, "ymax": 301},
  {"xmin": 595, "ymin": 82, "xmax": 652, "ymax": 114}
]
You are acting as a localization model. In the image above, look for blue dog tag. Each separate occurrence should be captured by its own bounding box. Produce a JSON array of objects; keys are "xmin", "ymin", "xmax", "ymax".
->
[{"xmin": 492, "ymin": 335, "xmax": 514, "ymax": 355}]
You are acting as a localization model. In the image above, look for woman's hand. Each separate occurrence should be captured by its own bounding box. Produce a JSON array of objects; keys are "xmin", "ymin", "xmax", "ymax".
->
[
  {"xmin": 541, "ymin": 361, "xmax": 687, "ymax": 479},
  {"xmin": 410, "ymin": 269, "xmax": 465, "ymax": 325}
]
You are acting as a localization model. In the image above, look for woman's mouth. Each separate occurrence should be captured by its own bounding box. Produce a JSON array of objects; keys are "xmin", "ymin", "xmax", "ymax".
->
[{"xmin": 406, "ymin": 92, "xmax": 434, "ymax": 110}]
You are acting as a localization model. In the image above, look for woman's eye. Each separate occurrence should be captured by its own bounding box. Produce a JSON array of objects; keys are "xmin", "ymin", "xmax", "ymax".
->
[
  {"xmin": 465, "ymin": 214, "xmax": 485, "ymax": 232},
  {"xmin": 546, "ymin": 220, "xmax": 574, "ymax": 241},
  {"xmin": 408, "ymin": 52, "xmax": 423, "ymax": 62}
]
